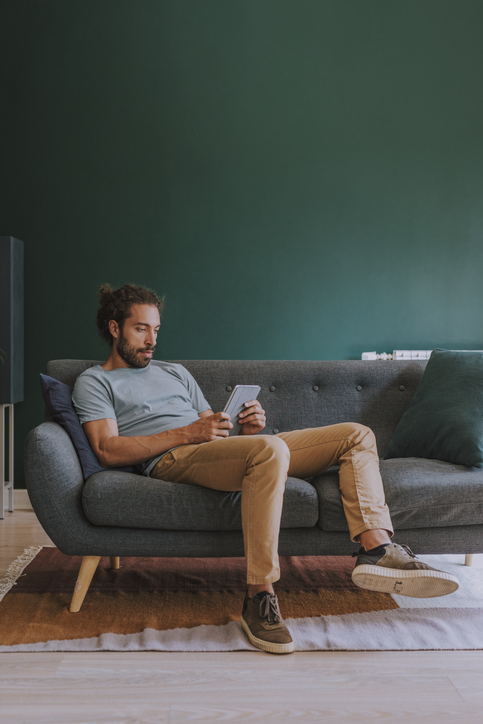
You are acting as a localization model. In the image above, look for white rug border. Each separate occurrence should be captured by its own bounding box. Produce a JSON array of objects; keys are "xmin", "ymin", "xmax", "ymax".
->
[
  {"xmin": 2, "ymin": 608, "xmax": 483, "ymax": 653},
  {"xmin": 0, "ymin": 545, "xmax": 44, "ymax": 603}
]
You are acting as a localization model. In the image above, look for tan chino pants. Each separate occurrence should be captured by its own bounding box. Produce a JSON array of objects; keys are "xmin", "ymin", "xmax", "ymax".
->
[{"xmin": 151, "ymin": 423, "xmax": 393, "ymax": 585}]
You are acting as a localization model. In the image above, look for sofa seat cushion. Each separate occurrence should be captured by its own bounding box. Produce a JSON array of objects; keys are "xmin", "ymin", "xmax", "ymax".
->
[
  {"xmin": 312, "ymin": 458, "xmax": 483, "ymax": 533},
  {"xmin": 82, "ymin": 472, "xmax": 319, "ymax": 531}
]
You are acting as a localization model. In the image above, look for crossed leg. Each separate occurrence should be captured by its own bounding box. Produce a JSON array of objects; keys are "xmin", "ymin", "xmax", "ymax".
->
[
  {"xmin": 276, "ymin": 423, "xmax": 393, "ymax": 543},
  {"xmin": 151, "ymin": 422, "xmax": 393, "ymax": 586}
]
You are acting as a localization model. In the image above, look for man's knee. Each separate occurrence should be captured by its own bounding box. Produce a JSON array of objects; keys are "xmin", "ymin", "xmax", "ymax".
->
[
  {"xmin": 250, "ymin": 435, "xmax": 290, "ymax": 469},
  {"xmin": 346, "ymin": 423, "xmax": 377, "ymax": 450}
]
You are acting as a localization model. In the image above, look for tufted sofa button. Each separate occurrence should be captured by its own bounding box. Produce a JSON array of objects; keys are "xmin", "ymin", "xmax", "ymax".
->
[
  {"xmin": 312, "ymin": 385, "xmax": 319, "ymax": 392},
  {"xmin": 226, "ymin": 385, "xmax": 232, "ymax": 392},
  {"xmin": 273, "ymin": 428, "xmax": 279, "ymax": 434},
  {"xmin": 356, "ymin": 385, "xmax": 362, "ymax": 392},
  {"xmin": 269, "ymin": 386, "xmax": 276, "ymax": 392},
  {"xmin": 399, "ymin": 385, "xmax": 405, "ymax": 391}
]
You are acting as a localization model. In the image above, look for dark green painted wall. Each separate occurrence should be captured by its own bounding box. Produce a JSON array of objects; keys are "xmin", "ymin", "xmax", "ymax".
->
[{"xmin": 1, "ymin": 0, "xmax": 483, "ymax": 485}]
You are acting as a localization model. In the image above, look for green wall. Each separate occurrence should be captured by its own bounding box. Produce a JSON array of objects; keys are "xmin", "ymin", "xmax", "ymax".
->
[{"xmin": 2, "ymin": 0, "xmax": 483, "ymax": 485}]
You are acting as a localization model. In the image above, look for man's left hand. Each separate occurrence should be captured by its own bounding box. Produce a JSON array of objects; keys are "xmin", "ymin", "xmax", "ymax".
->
[{"xmin": 238, "ymin": 400, "xmax": 266, "ymax": 435}]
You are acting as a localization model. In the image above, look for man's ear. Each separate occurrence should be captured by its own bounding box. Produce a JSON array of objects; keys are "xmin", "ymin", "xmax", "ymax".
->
[{"xmin": 108, "ymin": 319, "xmax": 120, "ymax": 340}]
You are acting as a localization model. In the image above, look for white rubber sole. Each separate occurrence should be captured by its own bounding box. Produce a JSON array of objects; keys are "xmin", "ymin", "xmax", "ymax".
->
[
  {"xmin": 241, "ymin": 617, "xmax": 295, "ymax": 654},
  {"xmin": 352, "ymin": 565, "xmax": 459, "ymax": 598}
]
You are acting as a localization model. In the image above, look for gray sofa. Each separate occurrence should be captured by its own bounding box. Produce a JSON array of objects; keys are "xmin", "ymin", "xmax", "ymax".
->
[{"xmin": 25, "ymin": 359, "xmax": 483, "ymax": 610}]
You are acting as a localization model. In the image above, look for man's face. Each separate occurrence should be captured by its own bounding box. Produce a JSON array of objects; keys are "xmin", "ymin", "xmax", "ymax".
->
[{"xmin": 113, "ymin": 304, "xmax": 161, "ymax": 369}]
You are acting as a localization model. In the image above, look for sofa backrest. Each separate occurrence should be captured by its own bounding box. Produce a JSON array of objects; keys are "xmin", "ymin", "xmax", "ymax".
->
[{"xmin": 45, "ymin": 358, "xmax": 426, "ymax": 458}]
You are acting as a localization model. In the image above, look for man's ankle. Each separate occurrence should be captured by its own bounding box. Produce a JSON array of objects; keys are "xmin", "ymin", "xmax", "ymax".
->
[
  {"xmin": 359, "ymin": 529, "xmax": 392, "ymax": 551},
  {"xmin": 247, "ymin": 583, "xmax": 275, "ymax": 598}
]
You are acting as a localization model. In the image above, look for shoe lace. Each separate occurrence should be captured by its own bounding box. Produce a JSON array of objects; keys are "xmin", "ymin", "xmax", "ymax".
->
[
  {"xmin": 258, "ymin": 594, "xmax": 282, "ymax": 624},
  {"xmin": 399, "ymin": 544, "xmax": 417, "ymax": 558}
]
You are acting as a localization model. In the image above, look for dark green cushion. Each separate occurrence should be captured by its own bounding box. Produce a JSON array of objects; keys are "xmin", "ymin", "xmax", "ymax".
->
[{"xmin": 385, "ymin": 349, "xmax": 483, "ymax": 468}]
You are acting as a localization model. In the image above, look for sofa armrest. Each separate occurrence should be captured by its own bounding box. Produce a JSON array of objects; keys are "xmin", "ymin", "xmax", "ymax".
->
[{"xmin": 24, "ymin": 421, "xmax": 96, "ymax": 552}]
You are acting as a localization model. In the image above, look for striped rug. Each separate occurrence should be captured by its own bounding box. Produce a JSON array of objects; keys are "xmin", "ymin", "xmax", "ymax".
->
[{"xmin": 1, "ymin": 547, "xmax": 482, "ymax": 651}]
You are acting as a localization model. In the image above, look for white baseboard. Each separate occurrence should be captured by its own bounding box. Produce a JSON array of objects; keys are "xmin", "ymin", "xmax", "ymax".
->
[{"xmin": 14, "ymin": 489, "xmax": 33, "ymax": 509}]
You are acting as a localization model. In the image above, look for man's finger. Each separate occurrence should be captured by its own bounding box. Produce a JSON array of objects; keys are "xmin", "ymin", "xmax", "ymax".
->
[
  {"xmin": 217, "ymin": 417, "xmax": 233, "ymax": 427},
  {"xmin": 240, "ymin": 408, "xmax": 265, "ymax": 419},
  {"xmin": 239, "ymin": 404, "xmax": 258, "ymax": 417},
  {"xmin": 240, "ymin": 415, "xmax": 264, "ymax": 424}
]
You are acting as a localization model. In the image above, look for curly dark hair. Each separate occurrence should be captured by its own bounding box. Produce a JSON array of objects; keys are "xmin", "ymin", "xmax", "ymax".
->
[{"xmin": 96, "ymin": 283, "xmax": 164, "ymax": 344}]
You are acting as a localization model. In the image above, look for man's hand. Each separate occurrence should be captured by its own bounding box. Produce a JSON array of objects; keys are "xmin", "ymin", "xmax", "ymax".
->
[
  {"xmin": 185, "ymin": 412, "xmax": 233, "ymax": 443},
  {"xmin": 238, "ymin": 400, "xmax": 266, "ymax": 435}
]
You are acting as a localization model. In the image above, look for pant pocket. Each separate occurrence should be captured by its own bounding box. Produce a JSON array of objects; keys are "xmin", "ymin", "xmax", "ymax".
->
[{"xmin": 152, "ymin": 451, "xmax": 177, "ymax": 480}]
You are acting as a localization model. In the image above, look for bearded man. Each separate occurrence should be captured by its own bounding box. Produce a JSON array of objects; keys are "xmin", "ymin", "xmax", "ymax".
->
[{"xmin": 72, "ymin": 284, "xmax": 459, "ymax": 655}]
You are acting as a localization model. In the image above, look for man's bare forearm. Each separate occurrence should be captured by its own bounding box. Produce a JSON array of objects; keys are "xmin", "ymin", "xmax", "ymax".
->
[
  {"xmin": 89, "ymin": 411, "xmax": 232, "ymax": 468},
  {"xmin": 98, "ymin": 427, "xmax": 193, "ymax": 467}
]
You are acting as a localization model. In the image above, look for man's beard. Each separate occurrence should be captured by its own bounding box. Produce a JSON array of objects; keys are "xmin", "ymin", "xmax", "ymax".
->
[{"xmin": 117, "ymin": 331, "xmax": 154, "ymax": 369}]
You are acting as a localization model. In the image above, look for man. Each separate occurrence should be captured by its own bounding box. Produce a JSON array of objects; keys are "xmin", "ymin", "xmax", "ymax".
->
[{"xmin": 73, "ymin": 283, "xmax": 459, "ymax": 655}]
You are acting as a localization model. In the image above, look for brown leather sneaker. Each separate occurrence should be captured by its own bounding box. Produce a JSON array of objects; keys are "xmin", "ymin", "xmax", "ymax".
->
[
  {"xmin": 241, "ymin": 591, "xmax": 294, "ymax": 654},
  {"xmin": 352, "ymin": 543, "xmax": 459, "ymax": 598}
]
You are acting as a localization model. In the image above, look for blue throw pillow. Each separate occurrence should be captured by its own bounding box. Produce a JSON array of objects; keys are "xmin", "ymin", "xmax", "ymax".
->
[{"xmin": 39, "ymin": 374, "xmax": 136, "ymax": 479}]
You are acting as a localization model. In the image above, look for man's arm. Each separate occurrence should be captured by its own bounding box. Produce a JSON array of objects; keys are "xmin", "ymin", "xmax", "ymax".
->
[{"xmin": 84, "ymin": 412, "xmax": 232, "ymax": 468}]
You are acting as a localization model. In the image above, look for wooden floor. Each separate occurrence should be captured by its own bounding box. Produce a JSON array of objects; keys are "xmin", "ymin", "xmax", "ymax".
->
[{"xmin": 2, "ymin": 511, "xmax": 483, "ymax": 723}]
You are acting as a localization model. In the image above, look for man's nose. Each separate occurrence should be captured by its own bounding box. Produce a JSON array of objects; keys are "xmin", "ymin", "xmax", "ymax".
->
[{"xmin": 146, "ymin": 330, "xmax": 156, "ymax": 347}]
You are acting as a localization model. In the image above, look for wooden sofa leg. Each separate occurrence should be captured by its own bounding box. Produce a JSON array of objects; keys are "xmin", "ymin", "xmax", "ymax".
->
[
  {"xmin": 110, "ymin": 556, "xmax": 120, "ymax": 569},
  {"xmin": 69, "ymin": 556, "xmax": 101, "ymax": 612},
  {"xmin": 465, "ymin": 554, "xmax": 474, "ymax": 567}
]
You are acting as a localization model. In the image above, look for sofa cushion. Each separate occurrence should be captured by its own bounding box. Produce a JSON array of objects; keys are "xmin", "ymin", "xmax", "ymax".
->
[
  {"xmin": 82, "ymin": 473, "xmax": 319, "ymax": 531},
  {"xmin": 40, "ymin": 374, "xmax": 136, "ymax": 479},
  {"xmin": 385, "ymin": 349, "xmax": 483, "ymax": 468},
  {"xmin": 312, "ymin": 458, "xmax": 483, "ymax": 533},
  {"xmin": 39, "ymin": 374, "xmax": 108, "ymax": 479}
]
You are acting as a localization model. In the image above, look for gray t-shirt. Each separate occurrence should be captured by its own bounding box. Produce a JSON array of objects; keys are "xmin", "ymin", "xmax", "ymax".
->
[{"xmin": 72, "ymin": 360, "xmax": 211, "ymax": 476}]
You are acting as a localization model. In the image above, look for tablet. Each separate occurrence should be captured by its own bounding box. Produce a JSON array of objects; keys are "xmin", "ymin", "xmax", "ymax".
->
[{"xmin": 223, "ymin": 384, "xmax": 261, "ymax": 436}]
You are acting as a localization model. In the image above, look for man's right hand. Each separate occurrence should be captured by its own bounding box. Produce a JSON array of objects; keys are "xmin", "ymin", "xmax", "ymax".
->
[{"xmin": 184, "ymin": 412, "xmax": 233, "ymax": 443}]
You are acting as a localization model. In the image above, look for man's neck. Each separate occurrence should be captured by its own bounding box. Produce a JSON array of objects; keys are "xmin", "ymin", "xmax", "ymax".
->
[{"xmin": 102, "ymin": 350, "xmax": 133, "ymax": 371}]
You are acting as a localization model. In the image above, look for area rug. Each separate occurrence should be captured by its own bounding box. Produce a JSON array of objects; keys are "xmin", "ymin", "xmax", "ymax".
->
[{"xmin": 1, "ymin": 547, "xmax": 482, "ymax": 651}]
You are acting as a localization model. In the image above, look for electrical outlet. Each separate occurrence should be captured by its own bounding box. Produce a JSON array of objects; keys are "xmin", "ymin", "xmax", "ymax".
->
[{"xmin": 362, "ymin": 350, "xmax": 433, "ymax": 360}]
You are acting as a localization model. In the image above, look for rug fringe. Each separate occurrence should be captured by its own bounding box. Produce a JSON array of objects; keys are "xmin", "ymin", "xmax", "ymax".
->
[{"xmin": 0, "ymin": 546, "xmax": 44, "ymax": 602}]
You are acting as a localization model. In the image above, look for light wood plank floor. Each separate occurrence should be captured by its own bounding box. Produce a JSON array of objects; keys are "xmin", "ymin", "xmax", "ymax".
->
[{"xmin": 2, "ymin": 510, "xmax": 483, "ymax": 723}]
